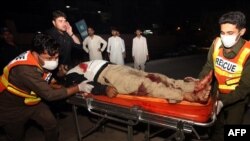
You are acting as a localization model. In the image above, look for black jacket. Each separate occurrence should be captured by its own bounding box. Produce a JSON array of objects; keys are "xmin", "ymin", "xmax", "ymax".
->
[{"xmin": 46, "ymin": 28, "xmax": 82, "ymax": 66}]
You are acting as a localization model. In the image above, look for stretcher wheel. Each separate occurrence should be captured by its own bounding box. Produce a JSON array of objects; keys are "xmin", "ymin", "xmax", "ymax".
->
[{"xmin": 175, "ymin": 130, "xmax": 185, "ymax": 141}]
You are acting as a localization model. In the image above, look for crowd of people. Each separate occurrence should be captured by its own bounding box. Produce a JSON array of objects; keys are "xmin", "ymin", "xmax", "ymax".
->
[{"xmin": 0, "ymin": 10, "xmax": 250, "ymax": 141}]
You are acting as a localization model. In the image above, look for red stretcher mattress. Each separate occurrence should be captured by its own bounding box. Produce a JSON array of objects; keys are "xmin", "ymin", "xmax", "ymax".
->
[{"xmin": 89, "ymin": 94, "xmax": 215, "ymax": 123}]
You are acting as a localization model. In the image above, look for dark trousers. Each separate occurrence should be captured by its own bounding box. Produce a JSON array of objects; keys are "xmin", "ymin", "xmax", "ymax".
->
[
  {"xmin": 2, "ymin": 103, "xmax": 59, "ymax": 141},
  {"xmin": 210, "ymin": 98, "xmax": 248, "ymax": 141}
]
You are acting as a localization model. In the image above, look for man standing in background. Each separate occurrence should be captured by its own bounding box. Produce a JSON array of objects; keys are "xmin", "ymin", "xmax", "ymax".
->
[
  {"xmin": 132, "ymin": 29, "xmax": 149, "ymax": 70},
  {"xmin": 46, "ymin": 10, "xmax": 82, "ymax": 77},
  {"xmin": 83, "ymin": 27, "xmax": 107, "ymax": 60},
  {"xmin": 0, "ymin": 27, "xmax": 22, "ymax": 74},
  {"xmin": 46, "ymin": 10, "xmax": 83, "ymax": 119},
  {"xmin": 107, "ymin": 27, "xmax": 126, "ymax": 65}
]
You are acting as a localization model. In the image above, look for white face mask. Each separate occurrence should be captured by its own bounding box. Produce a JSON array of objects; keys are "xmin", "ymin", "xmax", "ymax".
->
[
  {"xmin": 220, "ymin": 34, "xmax": 239, "ymax": 48},
  {"xmin": 42, "ymin": 59, "xmax": 59, "ymax": 70}
]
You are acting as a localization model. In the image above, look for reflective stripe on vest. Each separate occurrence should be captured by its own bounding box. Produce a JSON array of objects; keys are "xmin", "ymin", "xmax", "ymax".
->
[
  {"xmin": 213, "ymin": 38, "xmax": 250, "ymax": 94},
  {"xmin": 0, "ymin": 51, "xmax": 48, "ymax": 105}
]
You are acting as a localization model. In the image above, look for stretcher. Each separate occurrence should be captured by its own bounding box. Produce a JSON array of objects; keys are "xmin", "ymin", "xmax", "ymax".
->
[{"xmin": 67, "ymin": 93, "xmax": 217, "ymax": 141}]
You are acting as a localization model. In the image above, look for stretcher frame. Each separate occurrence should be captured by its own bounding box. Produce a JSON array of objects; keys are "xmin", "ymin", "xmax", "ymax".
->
[{"xmin": 67, "ymin": 94, "xmax": 217, "ymax": 141}]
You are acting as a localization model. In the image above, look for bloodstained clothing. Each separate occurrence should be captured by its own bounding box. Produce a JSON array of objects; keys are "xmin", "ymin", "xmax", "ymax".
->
[{"xmin": 67, "ymin": 60, "xmax": 196, "ymax": 101}]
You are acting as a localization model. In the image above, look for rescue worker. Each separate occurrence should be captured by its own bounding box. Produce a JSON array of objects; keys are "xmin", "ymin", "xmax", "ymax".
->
[
  {"xmin": 0, "ymin": 33, "xmax": 93, "ymax": 141},
  {"xmin": 197, "ymin": 11, "xmax": 250, "ymax": 141},
  {"xmin": 65, "ymin": 60, "xmax": 212, "ymax": 103}
]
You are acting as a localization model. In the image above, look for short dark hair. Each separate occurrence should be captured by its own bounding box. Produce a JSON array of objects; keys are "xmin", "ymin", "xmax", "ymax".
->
[
  {"xmin": 31, "ymin": 33, "xmax": 60, "ymax": 56},
  {"xmin": 136, "ymin": 28, "xmax": 142, "ymax": 32},
  {"xmin": 219, "ymin": 11, "xmax": 246, "ymax": 30},
  {"xmin": 52, "ymin": 10, "xmax": 67, "ymax": 20},
  {"xmin": 88, "ymin": 26, "xmax": 94, "ymax": 30},
  {"xmin": 111, "ymin": 26, "xmax": 119, "ymax": 32}
]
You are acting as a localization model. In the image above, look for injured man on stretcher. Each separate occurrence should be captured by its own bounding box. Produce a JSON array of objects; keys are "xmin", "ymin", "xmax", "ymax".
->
[{"xmin": 61, "ymin": 60, "xmax": 212, "ymax": 103}]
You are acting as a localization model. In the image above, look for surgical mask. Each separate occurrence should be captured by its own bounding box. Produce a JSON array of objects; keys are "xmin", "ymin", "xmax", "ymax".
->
[
  {"xmin": 220, "ymin": 34, "xmax": 239, "ymax": 48},
  {"xmin": 42, "ymin": 59, "xmax": 59, "ymax": 70}
]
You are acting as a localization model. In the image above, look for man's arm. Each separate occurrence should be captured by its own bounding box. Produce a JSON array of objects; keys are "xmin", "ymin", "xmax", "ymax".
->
[
  {"xmin": 107, "ymin": 38, "xmax": 111, "ymax": 57},
  {"xmin": 65, "ymin": 21, "xmax": 83, "ymax": 50},
  {"xmin": 64, "ymin": 72, "xmax": 118, "ymax": 97},
  {"xmin": 82, "ymin": 38, "xmax": 89, "ymax": 53},
  {"xmin": 121, "ymin": 38, "xmax": 125, "ymax": 53},
  {"xmin": 12, "ymin": 66, "xmax": 69, "ymax": 101},
  {"xmin": 107, "ymin": 38, "xmax": 111, "ymax": 53},
  {"xmin": 66, "ymin": 21, "xmax": 81, "ymax": 44},
  {"xmin": 70, "ymin": 34, "xmax": 81, "ymax": 44},
  {"xmin": 99, "ymin": 36, "xmax": 107, "ymax": 52},
  {"xmin": 144, "ymin": 37, "xmax": 149, "ymax": 60},
  {"xmin": 121, "ymin": 38, "xmax": 126, "ymax": 58},
  {"xmin": 132, "ymin": 38, "xmax": 135, "ymax": 60},
  {"xmin": 88, "ymin": 81, "xmax": 117, "ymax": 97}
]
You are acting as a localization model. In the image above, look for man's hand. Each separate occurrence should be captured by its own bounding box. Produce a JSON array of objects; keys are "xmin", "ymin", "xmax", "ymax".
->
[
  {"xmin": 183, "ymin": 84, "xmax": 211, "ymax": 103},
  {"xmin": 194, "ymin": 70, "xmax": 213, "ymax": 92},
  {"xmin": 50, "ymin": 78, "xmax": 63, "ymax": 89},
  {"xmin": 106, "ymin": 86, "xmax": 118, "ymax": 98},
  {"xmin": 78, "ymin": 81, "xmax": 94, "ymax": 93},
  {"xmin": 57, "ymin": 64, "xmax": 68, "ymax": 77},
  {"xmin": 65, "ymin": 22, "xmax": 73, "ymax": 36},
  {"xmin": 195, "ymin": 84, "xmax": 211, "ymax": 103}
]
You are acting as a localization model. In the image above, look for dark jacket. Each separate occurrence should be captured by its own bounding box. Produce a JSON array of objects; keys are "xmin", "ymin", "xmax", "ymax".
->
[
  {"xmin": 0, "ymin": 42, "xmax": 22, "ymax": 74},
  {"xmin": 46, "ymin": 28, "xmax": 82, "ymax": 66}
]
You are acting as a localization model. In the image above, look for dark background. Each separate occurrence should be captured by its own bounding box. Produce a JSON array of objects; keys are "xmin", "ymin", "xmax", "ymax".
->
[
  {"xmin": 1, "ymin": 0, "xmax": 250, "ymax": 34},
  {"xmin": 1, "ymin": 0, "xmax": 250, "ymax": 61}
]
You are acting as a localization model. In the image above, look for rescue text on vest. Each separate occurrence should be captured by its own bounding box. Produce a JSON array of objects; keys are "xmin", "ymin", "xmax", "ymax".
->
[{"xmin": 215, "ymin": 56, "xmax": 237, "ymax": 73}]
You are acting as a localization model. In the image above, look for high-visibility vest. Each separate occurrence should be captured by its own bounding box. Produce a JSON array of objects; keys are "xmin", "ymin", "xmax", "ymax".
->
[
  {"xmin": 213, "ymin": 37, "xmax": 250, "ymax": 94},
  {"xmin": 0, "ymin": 51, "xmax": 51, "ymax": 105}
]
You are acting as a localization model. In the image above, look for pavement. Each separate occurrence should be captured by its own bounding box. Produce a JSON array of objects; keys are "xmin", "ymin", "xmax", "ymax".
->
[{"xmin": 1, "ymin": 54, "xmax": 250, "ymax": 141}]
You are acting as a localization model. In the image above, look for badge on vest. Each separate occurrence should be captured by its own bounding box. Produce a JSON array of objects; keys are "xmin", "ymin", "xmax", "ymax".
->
[{"xmin": 215, "ymin": 56, "xmax": 237, "ymax": 73}]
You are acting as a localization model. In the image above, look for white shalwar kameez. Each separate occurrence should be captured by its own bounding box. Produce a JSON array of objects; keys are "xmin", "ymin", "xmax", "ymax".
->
[
  {"xmin": 132, "ymin": 36, "xmax": 148, "ymax": 70},
  {"xmin": 83, "ymin": 35, "xmax": 107, "ymax": 60},
  {"xmin": 107, "ymin": 36, "xmax": 125, "ymax": 65}
]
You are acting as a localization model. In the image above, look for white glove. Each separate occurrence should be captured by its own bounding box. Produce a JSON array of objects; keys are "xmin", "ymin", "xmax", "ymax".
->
[
  {"xmin": 216, "ymin": 100, "xmax": 223, "ymax": 115},
  {"xmin": 78, "ymin": 80, "xmax": 94, "ymax": 93}
]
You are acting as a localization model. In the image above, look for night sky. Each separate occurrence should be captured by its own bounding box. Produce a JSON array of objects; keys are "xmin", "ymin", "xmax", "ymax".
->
[{"xmin": 1, "ymin": 0, "xmax": 250, "ymax": 34}]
